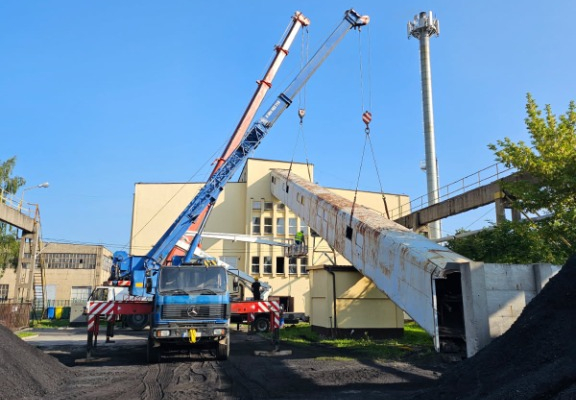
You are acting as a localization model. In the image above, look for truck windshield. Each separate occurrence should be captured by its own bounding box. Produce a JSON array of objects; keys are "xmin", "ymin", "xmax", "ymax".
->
[{"xmin": 158, "ymin": 266, "xmax": 226, "ymax": 295}]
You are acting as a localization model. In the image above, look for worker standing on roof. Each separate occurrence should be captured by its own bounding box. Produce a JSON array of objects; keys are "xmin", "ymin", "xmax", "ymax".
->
[
  {"xmin": 252, "ymin": 277, "xmax": 262, "ymax": 301},
  {"xmin": 295, "ymin": 230, "xmax": 304, "ymax": 246}
]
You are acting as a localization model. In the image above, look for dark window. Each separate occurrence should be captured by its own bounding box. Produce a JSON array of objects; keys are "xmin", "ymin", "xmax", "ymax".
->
[
  {"xmin": 276, "ymin": 257, "xmax": 285, "ymax": 274},
  {"xmin": 251, "ymin": 256, "xmax": 259, "ymax": 274}
]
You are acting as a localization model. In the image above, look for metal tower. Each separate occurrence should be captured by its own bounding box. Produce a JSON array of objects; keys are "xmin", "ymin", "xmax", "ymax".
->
[{"xmin": 408, "ymin": 11, "xmax": 442, "ymax": 239}]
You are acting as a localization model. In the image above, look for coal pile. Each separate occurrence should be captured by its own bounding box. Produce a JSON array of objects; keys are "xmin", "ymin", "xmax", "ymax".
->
[
  {"xmin": 0, "ymin": 323, "xmax": 69, "ymax": 399},
  {"xmin": 412, "ymin": 254, "xmax": 576, "ymax": 400}
]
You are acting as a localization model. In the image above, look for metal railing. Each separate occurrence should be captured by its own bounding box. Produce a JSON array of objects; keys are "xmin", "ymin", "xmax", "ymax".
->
[
  {"xmin": 0, "ymin": 189, "xmax": 38, "ymax": 218},
  {"xmin": 388, "ymin": 163, "xmax": 515, "ymax": 220}
]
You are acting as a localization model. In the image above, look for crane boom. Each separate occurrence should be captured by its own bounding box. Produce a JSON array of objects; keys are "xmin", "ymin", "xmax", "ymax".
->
[
  {"xmin": 147, "ymin": 9, "xmax": 369, "ymax": 266},
  {"xmin": 167, "ymin": 12, "xmax": 311, "ymax": 262}
]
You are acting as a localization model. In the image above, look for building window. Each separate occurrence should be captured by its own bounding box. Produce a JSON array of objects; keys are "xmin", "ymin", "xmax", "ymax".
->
[
  {"xmin": 252, "ymin": 216, "xmax": 261, "ymax": 235},
  {"xmin": 276, "ymin": 257, "xmax": 285, "ymax": 274},
  {"xmin": 276, "ymin": 218, "xmax": 285, "ymax": 235},
  {"xmin": 70, "ymin": 286, "xmax": 91, "ymax": 303},
  {"xmin": 252, "ymin": 200, "xmax": 261, "ymax": 210},
  {"xmin": 43, "ymin": 253, "xmax": 97, "ymax": 269},
  {"xmin": 300, "ymin": 223, "xmax": 309, "ymax": 235},
  {"xmin": 276, "ymin": 203, "xmax": 285, "ymax": 211},
  {"xmin": 289, "ymin": 218, "xmax": 297, "ymax": 235},
  {"xmin": 289, "ymin": 258, "xmax": 297, "ymax": 274},
  {"xmin": 264, "ymin": 218, "xmax": 273, "ymax": 235},
  {"xmin": 264, "ymin": 201, "xmax": 273, "ymax": 211},
  {"xmin": 0, "ymin": 284, "xmax": 8, "ymax": 301},
  {"xmin": 300, "ymin": 257, "xmax": 308, "ymax": 274},
  {"xmin": 263, "ymin": 256, "xmax": 272, "ymax": 274},
  {"xmin": 251, "ymin": 256, "xmax": 260, "ymax": 274}
]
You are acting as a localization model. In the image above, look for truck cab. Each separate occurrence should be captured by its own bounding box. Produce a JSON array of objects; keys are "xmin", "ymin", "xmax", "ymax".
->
[{"xmin": 146, "ymin": 264, "xmax": 232, "ymax": 362}]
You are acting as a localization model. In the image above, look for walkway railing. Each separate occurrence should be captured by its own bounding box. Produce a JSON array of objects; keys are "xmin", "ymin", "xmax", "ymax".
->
[
  {"xmin": 388, "ymin": 163, "xmax": 515, "ymax": 220},
  {"xmin": 0, "ymin": 189, "xmax": 38, "ymax": 218}
]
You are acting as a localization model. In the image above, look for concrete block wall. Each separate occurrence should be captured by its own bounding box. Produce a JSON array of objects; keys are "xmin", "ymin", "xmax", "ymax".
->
[
  {"xmin": 483, "ymin": 263, "xmax": 560, "ymax": 338},
  {"xmin": 462, "ymin": 262, "xmax": 560, "ymax": 356}
]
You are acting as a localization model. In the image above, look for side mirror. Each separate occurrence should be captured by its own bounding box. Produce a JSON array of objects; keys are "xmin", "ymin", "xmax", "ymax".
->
[
  {"xmin": 233, "ymin": 276, "xmax": 239, "ymax": 291},
  {"xmin": 145, "ymin": 277, "xmax": 153, "ymax": 294}
]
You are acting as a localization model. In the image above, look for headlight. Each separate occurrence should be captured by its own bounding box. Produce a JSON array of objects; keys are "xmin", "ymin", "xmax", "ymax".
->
[
  {"xmin": 213, "ymin": 328, "xmax": 226, "ymax": 336},
  {"xmin": 155, "ymin": 330, "xmax": 171, "ymax": 337}
]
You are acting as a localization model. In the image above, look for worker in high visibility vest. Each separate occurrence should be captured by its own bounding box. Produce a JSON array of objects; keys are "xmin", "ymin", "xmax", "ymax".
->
[{"xmin": 295, "ymin": 230, "xmax": 304, "ymax": 245}]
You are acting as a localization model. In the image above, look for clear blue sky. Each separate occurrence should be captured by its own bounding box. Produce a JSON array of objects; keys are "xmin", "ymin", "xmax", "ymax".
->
[{"xmin": 2, "ymin": 1, "xmax": 575, "ymax": 251}]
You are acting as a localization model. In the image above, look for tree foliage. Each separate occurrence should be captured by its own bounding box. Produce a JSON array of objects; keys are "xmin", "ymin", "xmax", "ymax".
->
[
  {"xmin": 447, "ymin": 220, "xmax": 559, "ymax": 264},
  {"xmin": 448, "ymin": 94, "xmax": 576, "ymax": 264},
  {"xmin": 0, "ymin": 156, "xmax": 26, "ymax": 278},
  {"xmin": 0, "ymin": 156, "xmax": 26, "ymax": 196},
  {"xmin": 0, "ymin": 232, "xmax": 19, "ymax": 278}
]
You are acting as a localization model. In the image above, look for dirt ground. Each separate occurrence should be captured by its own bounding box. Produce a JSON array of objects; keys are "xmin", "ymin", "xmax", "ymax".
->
[
  {"xmin": 12, "ymin": 326, "xmax": 444, "ymax": 400},
  {"xmin": 2, "ymin": 254, "xmax": 576, "ymax": 400}
]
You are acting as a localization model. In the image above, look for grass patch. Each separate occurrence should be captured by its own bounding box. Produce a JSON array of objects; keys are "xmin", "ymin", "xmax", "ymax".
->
[
  {"xmin": 316, "ymin": 356, "xmax": 355, "ymax": 362},
  {"xmin": 16, "ymin": 331, "xmax": 38, "ymax": 338},
  {"xmin": 29, "ymin": 319, "xmax": 70, "ymax": 328},
  {"xmin": 278, "ymin": 321, "xmax": 434, "ymax": 360}
]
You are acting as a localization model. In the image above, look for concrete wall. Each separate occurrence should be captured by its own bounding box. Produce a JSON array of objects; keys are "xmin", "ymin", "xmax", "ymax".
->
[
  {"xmin": 484, "ymin": 263, "xmax": 560, "ymax": 338},
  {"xmin": 461, "ymin": 262, "xmax": 561, "ymax": 356}
]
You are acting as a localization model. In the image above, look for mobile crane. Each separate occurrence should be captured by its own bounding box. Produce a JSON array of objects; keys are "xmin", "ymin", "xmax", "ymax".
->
[{"xmin": 86, "ymin": 9, "xmax": 369, "ymax": 363}]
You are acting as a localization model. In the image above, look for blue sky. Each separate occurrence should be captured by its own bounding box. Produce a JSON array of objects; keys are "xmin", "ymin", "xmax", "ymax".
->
[{"xmin": 2, "ymin": 1, "xmax": 575, "ymax": 251}]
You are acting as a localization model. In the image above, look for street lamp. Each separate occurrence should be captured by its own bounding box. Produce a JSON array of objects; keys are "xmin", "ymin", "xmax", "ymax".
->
[{"xmin": 19, "ymin": 182, "xmax": 50, "ymax": 209}]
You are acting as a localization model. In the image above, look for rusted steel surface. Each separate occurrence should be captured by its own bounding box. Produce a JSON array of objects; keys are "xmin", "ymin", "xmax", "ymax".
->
[{"xmin": 270, "ymin": 169, "xmax": 470, "ymax": 340}]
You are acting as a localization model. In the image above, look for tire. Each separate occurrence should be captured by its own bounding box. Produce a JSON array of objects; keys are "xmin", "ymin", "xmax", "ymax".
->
[
  {"xmin": 147, "ymin": 337, "xmax": 161, "ymax": 364},
  {"xmin": 216, "ymin": 332, "xmax": 230, "ymax": 361},
  {"xmin": 253, "ymin": 316, "xmax": 270, "ymax": 333},
  {"xmin": 126, "ymin": 314, "xmax": 149, "ymax": 331}
]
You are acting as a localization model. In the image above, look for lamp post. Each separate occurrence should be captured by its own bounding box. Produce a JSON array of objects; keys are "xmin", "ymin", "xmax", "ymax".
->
[{"xmin": 19, "ymin": 182, "xmax": 49, "ymax": 209}]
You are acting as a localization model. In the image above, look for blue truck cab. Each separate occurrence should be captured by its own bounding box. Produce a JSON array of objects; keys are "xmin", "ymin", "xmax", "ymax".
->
[{"xmin": 146, "ymin": 263, "xmax": 231, "ymax": 362}]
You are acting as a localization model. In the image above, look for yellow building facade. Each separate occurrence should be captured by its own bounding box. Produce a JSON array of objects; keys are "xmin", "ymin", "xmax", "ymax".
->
[
  {"xmin": 131, "ymin": 158, "xmax": 410, "ymax": 336},
  {"xmin": 0, "ymin": 242, "xmax": 112, "ymax": 307}
]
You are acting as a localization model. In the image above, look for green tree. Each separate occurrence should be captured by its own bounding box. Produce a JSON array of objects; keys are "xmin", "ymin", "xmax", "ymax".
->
[
  {"xmin": 447, "ymin": 220, "xmax": 557, "ymax": 263},
  {"xmin": 448, "ymin": 94, "xmax": 575, "ymax": 264},
  {"xmin": 0, "ymin": 156, "xmax": 26, "ymax": 197},
  {"xmin": 0, "ymin": 157, "xmax": 26, "ymax": 278}
]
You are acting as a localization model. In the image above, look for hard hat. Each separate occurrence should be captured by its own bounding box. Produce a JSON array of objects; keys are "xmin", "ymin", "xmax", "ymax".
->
[{"xmin": 255, "ymin": 277, "xmax": 259, "ymax": 281}]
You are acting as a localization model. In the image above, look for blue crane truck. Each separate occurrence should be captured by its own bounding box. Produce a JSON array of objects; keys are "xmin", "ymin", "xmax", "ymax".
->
[{"xmin": 85, "ymin": 9, "xmax": 369, "ymax": 363}]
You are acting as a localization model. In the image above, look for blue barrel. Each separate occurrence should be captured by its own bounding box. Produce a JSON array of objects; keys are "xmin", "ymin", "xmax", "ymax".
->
[{"xmin": 47, "ymin": 307, "xmax": 55, "ymax": 319}]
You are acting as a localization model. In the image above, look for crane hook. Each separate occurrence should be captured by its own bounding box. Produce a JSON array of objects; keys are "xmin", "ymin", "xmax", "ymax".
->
[
  {"xmin": 298, "ymin": 108, "xmax": 306, "ymax": 124},
  {"xmin": 362, "ymin": 111, "xmax": 372, "ymax": 134}
]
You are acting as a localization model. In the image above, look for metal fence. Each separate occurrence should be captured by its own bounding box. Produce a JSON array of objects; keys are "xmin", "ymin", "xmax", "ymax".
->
[{"xmin": 0, "ymin": 302, "xmax": 32, "ymax": 331}]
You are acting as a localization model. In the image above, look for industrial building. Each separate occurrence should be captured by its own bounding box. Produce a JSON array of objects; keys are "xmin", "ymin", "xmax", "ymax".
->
[
  {"xmin": 130, "ymin": 158, "xmax": 411, "ymax": 337},
  {"xmin": 0, "ymin": 242, "xmax": 113, "ymax": 309}
]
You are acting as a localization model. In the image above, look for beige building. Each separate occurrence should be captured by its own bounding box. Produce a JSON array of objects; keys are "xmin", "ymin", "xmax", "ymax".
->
[
  {"xmin": 0, "ymin": 242, "xmax": 113, "ymax": 308},
  {"xmin": 131, "ymin": 158, "xmax": 410, "ymax": 337}
]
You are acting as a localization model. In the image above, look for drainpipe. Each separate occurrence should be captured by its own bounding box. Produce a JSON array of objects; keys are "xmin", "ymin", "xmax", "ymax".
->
[{"xmin": 326, "ymin": 267, "xmax": 338, "ymax": 335}]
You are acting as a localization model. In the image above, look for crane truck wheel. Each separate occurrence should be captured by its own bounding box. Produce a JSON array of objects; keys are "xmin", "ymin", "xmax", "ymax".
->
[
  {"xmin": 216, "ymin": 332, "xmax": 230, "ymax": 361},
  {"xmin": 126, "ymin": 314, "xmax": 149, "ymax": 331},
  {"xmin": 253, "ymin": 316, "xmax": 270, "ymax": 333}
]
